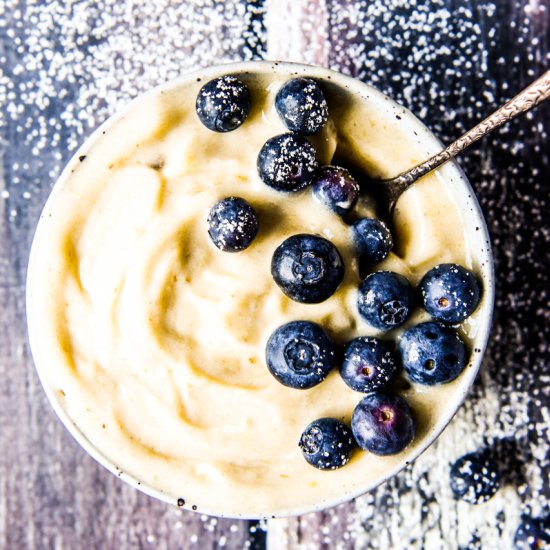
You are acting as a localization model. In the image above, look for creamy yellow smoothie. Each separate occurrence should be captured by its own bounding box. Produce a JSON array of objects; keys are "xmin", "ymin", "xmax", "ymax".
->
[{"xmin": 27, "ymin": 63, "xmax": 493, "ymax": 517}]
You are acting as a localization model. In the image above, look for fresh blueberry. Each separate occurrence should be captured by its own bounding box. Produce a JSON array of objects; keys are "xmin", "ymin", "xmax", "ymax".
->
[
  {"xmin": 514, "ymin": 516, "xmax": 550, "ymax": 549},
  {"xmin": 196, "ymin": 76, "xmax": 250, "ymax": 132},
  {"xmin": 352, "ymin": 218, "xmax": 393, "ymax": 266},
  {"xmin": 351, "ymin": 393, "xmax": 415, "ymax": 456},
  {"xmin": 299, "ymin": 418, "xmax": 355, "ymax": 470},
  {"xmin": 398, "ymin": 322, "xmax": 467, "ymax": 385},
  {"xmin": 449, "ymin": 450, "xmax": 500, "ymax": 504},
  {"xmin": 340, "ymin": 337, "xmax": 397, "ymax": 393},
  {"xmin": 207, "ymin": 197, "xmax": 259, "ymax": 252},
  {"xmin": 420, "ymin": 263, "xmax": 481, "ymax": 323},
  {"xmin": 271, "ymin": 234, "xmax": 344, "ymax": 303},
  {"xmin": 265, "ymin": 321, "xmax": 336, "ymax": 389},
  {"xmin": 257, "ymin": 133, "xmax": 319, "ymax": 192},
  {"xmin": 275, "ymin": 77, "xmax": 329, "ymax": 135},
  {"xmin": 357, "ymin": 271, "xmax": 415, "ymax": 330},
  {"xmin": 312, "ymin": 165, "xmax": 360, "ymax": 217}
]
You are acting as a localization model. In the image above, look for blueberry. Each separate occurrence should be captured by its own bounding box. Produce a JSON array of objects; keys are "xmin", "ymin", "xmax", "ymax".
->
[
  {"xmin": 299, "ymin": 418, "xmax": 355, "ymax": 470},
  {"xmin": 340, "ymin": 337, "xmax": 397, "ymax": 393},
  {"xmin": 351, "ymin": 393, "xmax": 415, "ymax": 456},
  {"xmin": 420, "ymin": 263, "xmax": 481, "ymax": 323},
  {"xmin": 271, "ymin": 234, "xmax": 344, "ymax": 303},
  {"xmin": 312, "ymin": 165, "xmax": 360, "ymax": 217},
  {"xmin": 207, "ymin": 197, "xmax": 259, "ymax": 252},
  {"xmin": 257, "ymin": 133, "xmax": 319, "ymax": 192},
  {"xmin": 265, "ymin": 321, "xmax": 336, "ymax": 389},
  {"xmin": 196, "ymin": 76, "xmax": 250, "ymax": 132},
  {"xmin": 357, "ymin": 271, "xmax": 415, "ymax": 330},
  {"xmin": 398, "ymin": 322, "xmax": 467, "ymax": 385},
  {"xmin": 449, "ymin": 450, "xmax": 500, "ymax": 504},
  {"xmin": 275, "ymin": 77, "xmax": 329, "ymax": 135},
  {"xmin": 352, "ymin": 218, "xmax": 393, "ymax": 266},
  {"xmin": 514, "ymin": 516, "xmax": 550, "ymax": 549}
]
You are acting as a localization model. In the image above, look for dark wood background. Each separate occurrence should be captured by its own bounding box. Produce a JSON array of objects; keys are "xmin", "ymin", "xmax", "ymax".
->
[{"xmin": 0, "ymin": 0, "xmax": 548, "ymax": 548}]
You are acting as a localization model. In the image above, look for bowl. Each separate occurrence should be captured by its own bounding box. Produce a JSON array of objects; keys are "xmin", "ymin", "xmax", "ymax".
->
[{"xmin": 26, "ymin": 61, "xmax": 494, "ymax": 518}]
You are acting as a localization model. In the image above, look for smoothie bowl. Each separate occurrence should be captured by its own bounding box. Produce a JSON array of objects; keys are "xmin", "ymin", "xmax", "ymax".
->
[{"xmin": 26, "ymin": 61, "xmax": 494, "ymax": 518}]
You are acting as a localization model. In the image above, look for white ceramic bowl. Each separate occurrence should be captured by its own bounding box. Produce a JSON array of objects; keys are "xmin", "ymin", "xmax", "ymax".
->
[{"xmin": 27, "ymin": 61, "xmax": 494, "ymax": 518}]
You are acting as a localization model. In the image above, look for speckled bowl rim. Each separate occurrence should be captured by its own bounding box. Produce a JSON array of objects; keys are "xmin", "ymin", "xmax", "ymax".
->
[{"xmin": 26, "ymin": 60, "xmax": 495, "ymax": 519}]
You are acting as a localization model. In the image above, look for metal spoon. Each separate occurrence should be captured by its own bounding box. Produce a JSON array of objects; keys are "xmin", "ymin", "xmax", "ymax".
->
[{"xmin": 373, "ymin": 70, "xmax": 550, "ymax": 215}]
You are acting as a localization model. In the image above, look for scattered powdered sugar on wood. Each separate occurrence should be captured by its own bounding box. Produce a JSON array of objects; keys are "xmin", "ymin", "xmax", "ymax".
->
[
  {"xmin": 0, "ymin": 0, "xmax": 268, "ymax": 545},
  {"xmin": 0, "ymin": 0, "xmax": 259, "ymax": 257},
  {"xmin": 266, "ymin": 0, "xmax": 548, "ymax": 548}
]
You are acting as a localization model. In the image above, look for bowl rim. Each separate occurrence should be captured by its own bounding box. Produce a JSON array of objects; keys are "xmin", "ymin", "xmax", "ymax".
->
[{"xmin": 26, "ymin": 59, "xmax": 495, "ymax": 519}]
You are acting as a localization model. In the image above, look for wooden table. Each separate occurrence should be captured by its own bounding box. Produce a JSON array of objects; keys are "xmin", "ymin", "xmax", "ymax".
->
[{"xmin": 1, "ymin": 1, "xmax": 548, "ymax": 548}]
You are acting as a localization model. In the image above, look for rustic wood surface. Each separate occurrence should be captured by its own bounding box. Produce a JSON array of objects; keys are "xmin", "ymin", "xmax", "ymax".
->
[{"xmin": 0, "ymin": 0, "xmax": 548, "ymax": 549}]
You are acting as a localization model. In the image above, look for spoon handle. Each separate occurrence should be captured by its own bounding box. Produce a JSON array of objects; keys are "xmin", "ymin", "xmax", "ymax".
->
[{"xmin": 394, "ymin": 69, "xmax": 550, "ymax": 188}]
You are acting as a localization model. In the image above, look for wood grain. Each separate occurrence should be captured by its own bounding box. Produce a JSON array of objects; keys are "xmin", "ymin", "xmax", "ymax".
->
[
  {"xmin": 0, "ymin": 1, "xmax": 262, "ymax": 549},
  {"xmin": 265, "ymin": 0, "xmax": 550, "ymax": 547}
]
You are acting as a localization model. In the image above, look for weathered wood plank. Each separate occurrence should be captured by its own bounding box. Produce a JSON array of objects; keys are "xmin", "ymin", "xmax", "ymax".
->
[
  {"xmin": 0, "ymin": 1, "xmax": 264, "ymax": 549},
  {"xmin": 265, "ymin": 0, "xmax": 549, "ymax": 548}
]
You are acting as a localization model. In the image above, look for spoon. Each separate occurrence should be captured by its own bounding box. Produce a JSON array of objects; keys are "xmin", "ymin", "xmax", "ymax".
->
[{"xmin": 373, "ymin": 70, "xmax": 550, "ymax": 215}]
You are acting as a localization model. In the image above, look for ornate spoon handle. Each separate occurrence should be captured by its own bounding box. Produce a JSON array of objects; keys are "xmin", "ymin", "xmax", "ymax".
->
[{"xmin": 391, "ymin": 69, "xmax": 550, "ymax": 189}]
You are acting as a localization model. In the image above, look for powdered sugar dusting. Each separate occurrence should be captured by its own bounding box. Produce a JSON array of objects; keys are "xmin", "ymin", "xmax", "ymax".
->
[
  {"xmin": 258, "ymin": 133, "xmax": 319, "ymax": 191},
  {"xmin": 266, "ymin": 0, "xmax": 548, "ymax": 548},
  {"xmin": 0, "ymin": 0, "xmax": 252, "ymax": 262},
  {"xmin": 1, "ymin": 0, "xmax": 548, "ymax": 547},
  {"xmin": 1, "ymin": 0, "xmax": 268, "ymax": 545},
  {"xmin": 275, "ymin": 78, "xmax": 329, "ymax": 134}
]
